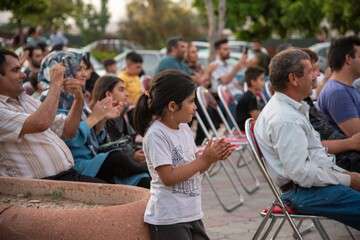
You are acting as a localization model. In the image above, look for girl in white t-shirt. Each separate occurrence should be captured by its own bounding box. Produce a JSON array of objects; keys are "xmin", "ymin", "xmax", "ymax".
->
[{"xmin": 133, "ymin": 70, "xmax": 235, "ymax": 240}]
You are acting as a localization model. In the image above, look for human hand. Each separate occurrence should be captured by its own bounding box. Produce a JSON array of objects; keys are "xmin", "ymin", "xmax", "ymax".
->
[
  {"xmin": 104, "ymin": 101, "xmax": 125, "ymax": 120},
  {"xmin": 207, "ymin": 62, "xmax": 219, "ymax": 73},
  {"xmin": 349, "ymin": 132, "xmax": 360, "ymax": 151},
  {"xmin": 91, "ymin": 96, "xmax": 114, "ymax": 121},
  {"xmin": 19, "ymin": 50, "xmax": 29, "ymax": 66},
  {"xmin": 50, "ymin": 63, "xmax": 65, "ymax": 88},
  {"xmin": 349, "ymin": 172, "xmax": 360, "ymax": 191},
  {"xmin": 64, "ymin": 78, "xmax": 84, "ymax": 100},
  {"xmin": 201, "ymin": 138, "xmax": 236, "ymax": 165},
  {"xmin": 235, "ymin": 53, "xmax": 248, "ymax": 71}
]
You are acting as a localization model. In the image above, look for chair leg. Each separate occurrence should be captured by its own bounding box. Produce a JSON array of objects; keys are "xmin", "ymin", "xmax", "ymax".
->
[
  {"xmin": 282, "ymin": 211, "xmax": 303, "ymax": 240},
  {"xmin": 261, "ymin": 217, "xmax": 278, "ymax": 240},
  {"xmin": 253, "ymin": 208, "xmax": 273, "ymax": 240},
  {"xmin": 292, "ymin": 220, "xmax": 314, "ymax": 239},
  {"xmin": 226, "ymin": 156, "xmax": 260, "ymax": 194},
  {"xmin": 270, "ymin": 217, "xmax": 286, "ymax": 240},
  {"xmin": 204, "ymin": 165, "xmax": 244, "ymax": 212},
  {"xmin": 312, "ymin": 219, "xmax": 331, "ymax": 240}
]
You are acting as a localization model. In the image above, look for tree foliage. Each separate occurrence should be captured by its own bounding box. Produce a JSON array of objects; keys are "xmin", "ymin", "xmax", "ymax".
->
[
  {"xmin": 118, "ymin": 0, "xmax": 206, "ymax": 49},
  {"xmin": 194, "ymin": 0, "xmax": 360, "ymax": 41},
  {"xmin": 322, "ymin": 0, "xmax": 360, "ymax": 34},
  {"xmin": 0, "ymin": 0, "xmax": 73, "ymax": 31},
  {"xmin": 73, "ymin": 0, "xmax": 110, "ymax": 43},
  {"xmin": 1, "ymin": 0, "xmax": 111, "ymax": 44}
]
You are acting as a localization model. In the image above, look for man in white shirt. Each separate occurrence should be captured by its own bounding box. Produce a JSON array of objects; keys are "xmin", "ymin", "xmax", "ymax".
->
[
  {"xmin": 255, "ymin": 48, "xmax": 360, "ymax": 230},
  {"xmin": 0, "ymin": 49, "xmax": 103, "ymax": 183},
  {"xmin": 209, "ymin": 38, "xmax": 247, "ymax": 96}
]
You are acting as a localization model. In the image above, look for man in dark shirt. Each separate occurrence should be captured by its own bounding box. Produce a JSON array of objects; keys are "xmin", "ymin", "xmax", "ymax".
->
[
  {"xmin": 236, "ymin": 66, "xmax": 265, "ymax": 130},
  {"xmin": 301, "ymin": 47, "xmax": 360, "ymax": 173},
  {"xmin": 156, "ymin": 37, "xmax": 192, "ymax": 75}
]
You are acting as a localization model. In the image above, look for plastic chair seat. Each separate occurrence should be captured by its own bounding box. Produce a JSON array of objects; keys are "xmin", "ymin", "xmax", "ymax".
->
[{"xmin": 262, "ymin": 205, "xmax": 297, "ymax": 215}]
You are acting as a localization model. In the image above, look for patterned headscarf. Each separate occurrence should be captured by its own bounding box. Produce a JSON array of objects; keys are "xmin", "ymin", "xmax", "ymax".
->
[{"xmin": 38, "ymin": 50, "xmax": 89, "ymax": 86}]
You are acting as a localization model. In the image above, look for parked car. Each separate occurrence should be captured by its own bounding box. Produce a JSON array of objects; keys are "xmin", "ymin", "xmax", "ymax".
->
[
  {"xmin": 115, "ymin": 50, "xmax": 165, "ymax": 77},
  {"xmin": 309, "ymin": 42, "xmax": 330, "ymax": 72},
  {"xmin": 81, "ymin": 39, "xmax": 140, "ymax": 53}
]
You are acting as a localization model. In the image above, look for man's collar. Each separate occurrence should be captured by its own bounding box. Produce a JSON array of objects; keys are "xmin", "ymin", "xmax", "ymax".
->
[
  {"xmin": 0, "ymin": 94, "xmax": 10, "ymax": 102},
  {"xmin": 0, "ymin": 92, "xmax": 25, "ymax": 103},
  {"xmin": 274, "ymin": 92, "xmax": 309, "ymax": 114}
]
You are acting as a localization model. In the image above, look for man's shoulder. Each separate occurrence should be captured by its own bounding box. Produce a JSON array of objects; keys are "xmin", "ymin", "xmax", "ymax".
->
[
  {"xmin": 321, "ymin": 80, "xmax": 349, "ymax": 95},
  {"xmin": 159, "ymin": 56, "xmax": 176, "ymax": 64},
  {"xmin": 118, "ymin": 71, "xmax": 137, "ymax": 81}
]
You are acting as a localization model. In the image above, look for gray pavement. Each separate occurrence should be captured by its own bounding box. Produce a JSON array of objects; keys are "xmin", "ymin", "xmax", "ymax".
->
[{"xmin": 201, "ymin": 150, "xmax": 360, "ymax": 240}]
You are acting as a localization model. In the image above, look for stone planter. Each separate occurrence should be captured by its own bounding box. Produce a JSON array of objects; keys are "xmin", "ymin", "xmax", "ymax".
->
[{"xmin": 0, "ymin": 177, "xmax": 150, "ymax": 240}]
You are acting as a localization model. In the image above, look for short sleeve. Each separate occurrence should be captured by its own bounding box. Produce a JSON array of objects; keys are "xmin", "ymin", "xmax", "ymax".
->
[
  {"xmin": 146, "ymin": 131, "xmax": 173, "ymax": 169},
  {"xmin": 326, "ymin": 89, "xmax": 360, "ymax": 124},
  {"xmin": 0, "ymin": 108, "xmax": 29, "ymax": 142}
]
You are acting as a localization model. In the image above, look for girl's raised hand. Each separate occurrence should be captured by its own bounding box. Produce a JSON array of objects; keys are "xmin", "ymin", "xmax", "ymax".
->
[
  {"xmin": 104, "ymin": 102, "xmax": 123, "ymax": 120},
  {"xmin": 91, "ymin": 96, "xmax": 113, "ymax": 120},
  {"xmin": 201, "ymin": 138, "xmax": 236, "ymax": 165}
]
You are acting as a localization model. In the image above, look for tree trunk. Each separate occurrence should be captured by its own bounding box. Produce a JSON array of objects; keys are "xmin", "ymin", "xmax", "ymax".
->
[
  {"xmin": 204, "ymin": 0, "xmax": 226, "ymax": 63},
  {"xmin": 217, "ymin": 0, "xmax": 226, "ymax": 38}
]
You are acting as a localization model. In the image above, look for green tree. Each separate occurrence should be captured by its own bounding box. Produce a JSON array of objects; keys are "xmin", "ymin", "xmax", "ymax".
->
[
  {"xmin": 73, "ymin": 0, "xmax": 110, "ymax": 43},
  {"xmin": 194, "ymin": 0, "xmax": 324, "ymax": 40},
  {"xmin": 0, "ymin": 0, "xmax": 47, "ymax": 36},
  {"xmin": 118, "ymin": 0, "xmax": 206, "ymax": 49},
  {"xmin": 0, "ymin": 0, "xmax": 74, "ymax": 31},
  {"xmin": 323, "ymin": 0, "xmax": 360, "ymax": 35}
]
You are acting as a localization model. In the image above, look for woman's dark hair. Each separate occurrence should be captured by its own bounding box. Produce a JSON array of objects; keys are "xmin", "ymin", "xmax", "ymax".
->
[
  {"xmin": 133, "ymin": 70, "xmax": 196, "ymax": 136},
  {"xmin": 90, "ymin": 75, "xmax": 123, "ymax": 108}
]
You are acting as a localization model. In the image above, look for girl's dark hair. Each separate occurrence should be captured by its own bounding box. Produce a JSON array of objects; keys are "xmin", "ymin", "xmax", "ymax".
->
[
  {"xmin": 90, "ymin": 75, "xmax": 123, "ymax": 108},
  {"xmin": 133, "ymin": 70, "xmax": 196, "ymax": 136}
]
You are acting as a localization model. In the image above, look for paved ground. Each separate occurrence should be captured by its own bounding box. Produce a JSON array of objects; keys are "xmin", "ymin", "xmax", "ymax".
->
[{"xmin": 201, "ymin": 149, "xmax": 360, "ymax": 240}]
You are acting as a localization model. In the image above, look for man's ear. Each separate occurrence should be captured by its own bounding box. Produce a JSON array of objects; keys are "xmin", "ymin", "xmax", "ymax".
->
[
  {"xmin": 288, "ymin": 72, "xmax": 298, "ymax": 87},
  {"xmin": 345, "ymin": 54, "xmax": 353, "ymax": 66}
]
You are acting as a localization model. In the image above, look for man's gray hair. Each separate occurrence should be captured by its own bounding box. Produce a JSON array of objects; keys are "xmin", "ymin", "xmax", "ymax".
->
[{"xmin": 269, "ymin": 48, "xmax": 310, "ymax": 92}]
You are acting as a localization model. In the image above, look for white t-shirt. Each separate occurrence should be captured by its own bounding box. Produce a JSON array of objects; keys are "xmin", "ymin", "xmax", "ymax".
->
[{"xmin": 143, "ymin": 120, "xmax": 203, "ymax": 225}]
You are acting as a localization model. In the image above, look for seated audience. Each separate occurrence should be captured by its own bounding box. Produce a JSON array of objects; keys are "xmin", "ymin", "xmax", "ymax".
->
[
  {"xmin": 302, "ymin": 48, "xmax": 360, "ymax": 173},
  {"xmin": 318, "ymin": 36, "xmax": 360, "ymax": 137},
  {"xmin": 118, "ymin": 51, "xmax": 143, "ymax": 107},
  {"xmin": 38, "ymin": 50, "xmax": 92, "ymax": 115},
  {"xmin": 255, "ymin": 48, "xmax": 360, "ymax": 230},
  {"xmin": 156, "ymin": 37, "xmax": 191, "ymax": 76},
  {"xmin": 65, "ymin": 75, "xmax": 149, "ymax": 188},
  {"xmin": 235, "ymin": 66, "xmax": 265, "ymax": 131},
  {"xmin": 0, "ymin": 49, "xmax": 103, "ymax": 183},
  {"xmin": 22, "ymin": 45, "xmax": 46, "ymax": 98}
]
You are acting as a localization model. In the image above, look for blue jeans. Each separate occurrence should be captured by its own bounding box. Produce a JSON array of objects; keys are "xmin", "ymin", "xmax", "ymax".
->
[{"xmin": 281, "ymin": 185, "xmax": 360, "ymax": 230}]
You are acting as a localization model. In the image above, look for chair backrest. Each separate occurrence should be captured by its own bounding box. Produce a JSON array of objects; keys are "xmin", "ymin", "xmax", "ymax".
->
[
  {"xmin": 217, "ymin": 85, "xmax": 244, "ymax": 137},
  {"xmin": 196, "ymin": 87, "xmax": 219, "ymax": 136},
  {"xmin": 218, "ymin": 85, "xmax": 235, "ymax": 105},
  {"xmin": 244, "ymin": 118, "xmax": 284, "ymax": 203},
  {"xmin": 197, "ymin": 86, "xmax": 236, "ymax": 138}
]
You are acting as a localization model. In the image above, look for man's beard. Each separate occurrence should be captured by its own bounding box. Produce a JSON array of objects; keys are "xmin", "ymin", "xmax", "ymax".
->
[{"xmin": 31, "ymin": 60, "xmax": 41, "ymax": 69}]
